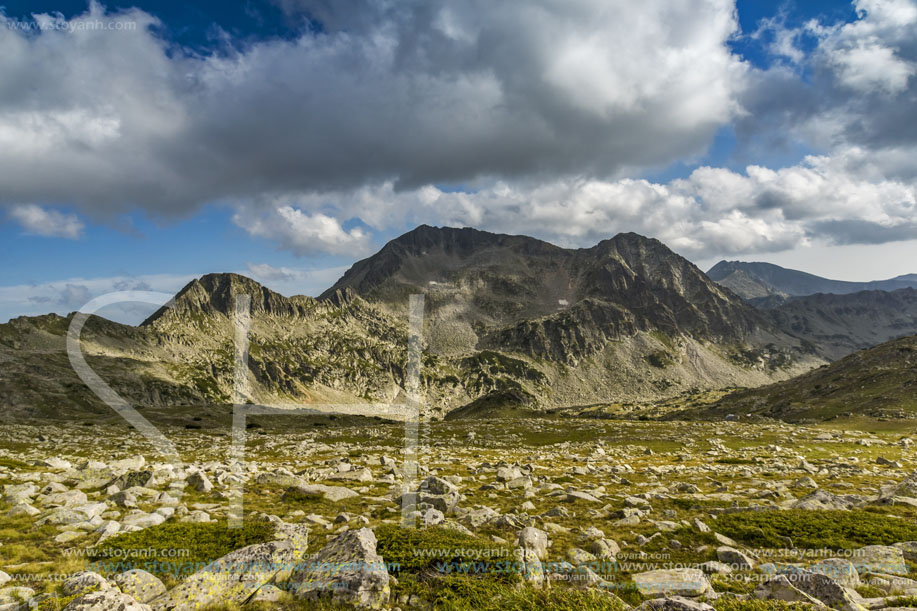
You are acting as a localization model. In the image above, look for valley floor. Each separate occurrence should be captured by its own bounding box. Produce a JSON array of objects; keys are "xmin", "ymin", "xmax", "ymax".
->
[{"xmin": 2, "ymin": 414, "xmax": 917, "ymax": 610}]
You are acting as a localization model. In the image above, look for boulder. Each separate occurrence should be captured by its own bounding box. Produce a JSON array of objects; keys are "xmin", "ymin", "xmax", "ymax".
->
[
  {"xmin": 2, "ymin": 484, "xmax": 37, "ymax": 504},
  {"xmin": 716, "ymin": 546, "xmax": 755, "ymax": 570},
  {"xmin": 186, "ymin": 472, "xmax": 213, "ymax": 493},
  {"xmin": 150, "ymin": 538, "xmax": 306, "ymax": 610},
  {"xmin": 811, "ymin": 558, "xmax": 860, "ymax": 588},
  {"xmin": 775, "ymin": 569, "xmax": 866, "ymax": 611},
  {"xmin": 459, "ymin": 507, "xmax": 499, "ymax": 529},
  {"xmin": 518, "ymin": 527, "xmax": 550, "ymax": 561},
  {"xmin": 62, "ymin": 589, "xmax": 149, "ymax": 610},
  {"xmin": 106, "ymin": 471, "xmax": 153, "ymax": 491},
  {"xmin": 853, "ymin": 546, "xmax": 908, "ymax": 577},
  {"xmin": 637, "ymin": 596, "xmax": 716, "ymax": 611},
  {"xmin": 399, "ymin": 477, "xmax": 462, "ymax": 514},
  {"xmin": 288, "ymin": 528, "xmax": 390, "ymax": 609},
  {"xmin": 589, "ymin": 538, "xmax": 620, "ymax": 560},
  {"xmin": 793, "ymin": 490, "xmax": 864, "ymax": 511},
  {"xmin": 893, "ymin": 541, "xmax": 917, "ymax": 562},
  {"xmin": 754, "ymin": 575, "xmax": 825, "ymax": 606},
  {"xmin": 0, "ymin": 587, "xmax": 35, "ymax": 607},
  {"xmin": 632, "ymin": 569, "xmax": 711, "ymax": 598},
  {"xmin": 112, "ymin": 570, "xmax": 167, "ymax": 604},
  {"xmin": 496, "ymin": 466, "xmax": 524, "ymax": 482},
  {"xmin": 284, "ymin": 483, "xmax": 359, "ymax": 503},
  {"xmin": 61, "ymin": 572, "xmax": 111, "ymax": 597}
]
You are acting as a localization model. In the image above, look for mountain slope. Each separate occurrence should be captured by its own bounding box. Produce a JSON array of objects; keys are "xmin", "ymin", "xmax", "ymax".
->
[
  {"xmin": 766, "ymin": 288, "xmax": 917, "ymax": 360},
  {"xmin": 1, "ymin": 230, "xmax": 828, "ymax": 420},
  {"xmin": 685, "ymin": 334, "xmax": 917, "ymax": 422},
  {"xmin": 708, "ymin": 260, "xmax": 917, "ymax": 300},
  {"xmin": 322, "ymin": 226, "xmax": 801, "ymax": 362}
]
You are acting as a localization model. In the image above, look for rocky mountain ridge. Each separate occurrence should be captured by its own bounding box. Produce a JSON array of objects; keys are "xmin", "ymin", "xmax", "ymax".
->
[
  {"xmin": 708, "ymin": 260, "xmax": 917, "ymax": 301},
  {"xmin": 0, "ymin": 227, "xmax": 826, "ymax": 419}
]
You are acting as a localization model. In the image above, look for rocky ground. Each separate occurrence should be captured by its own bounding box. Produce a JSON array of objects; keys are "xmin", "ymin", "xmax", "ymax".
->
[{"xmin": 2, "ymin": 416, "xmax": 917, "ymax": 610}]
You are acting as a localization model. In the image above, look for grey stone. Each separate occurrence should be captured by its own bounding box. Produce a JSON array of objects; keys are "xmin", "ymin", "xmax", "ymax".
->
[
  {"xmin": 151, "ymin": 538, "xmax": 306, "ymax": 610},
  {"xmin": 112, "ymin": 570, "xmax": 166, "ymax": 604},
  {"xmin": 811, "ymin": 558, "xmax": 860, "ymax": 588},
  {"xmin": 632, "ymin": 568, "xmax": 711, "ymax": 598},
  {"xmin": 289, "ymin": 527, "xmax": 390, "ymax": 609},
  {"xmin": 637, "ymin": 596, "xmax": 716, "ymax": 611}
]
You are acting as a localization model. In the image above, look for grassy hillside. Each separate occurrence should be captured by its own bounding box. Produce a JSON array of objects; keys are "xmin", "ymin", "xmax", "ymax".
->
[{"xmin": 683, "ymin": 333, "xmax": 917, "ymax": 422}]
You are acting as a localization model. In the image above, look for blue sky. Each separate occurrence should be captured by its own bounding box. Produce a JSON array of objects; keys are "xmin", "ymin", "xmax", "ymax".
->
[{"xmin": 2, "ymin": 0, "xmax": 917, "ymax": 322}]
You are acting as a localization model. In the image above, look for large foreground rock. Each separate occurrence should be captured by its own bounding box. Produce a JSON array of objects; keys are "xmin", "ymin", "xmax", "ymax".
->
[
  {"xmin": 853, "ymin": 546, "xmax": 908, "ymax": 576},
  {"xmin": 632, "ymin": 569, "xmax": 711, "ymax": 598},
  {"xmin": 811, "ymin": 558, "xmax": 861, "ymax": 588},
  {"xmin": 793, "ymin": 490, "xmax": 865, "ymax": 510},
  {"xmin": 775, "ymin": 569, "xmax": 866, "ymax": 611},
  {"xmin": 637, "ymin": 596, "xmax": 715, "ymax": 611},
  {"xmin": 755, "ymin": 575, "xmax": 826, "ymax": 606},
  {"xmin": 285, "ymin": 483, "xmax": 359, "ymax": 502},
  {"xmin": 150, "ymin": 538, "xmax": 306, "ymax": 610},
  {"xmin": 112, "ymin": 570, "xmax": 167, "ymax": 604},
  {"xmin": 288, "ymin": 528, "xmax": 390, "ymax": 609},
  {"xmin": 62, "ymin": 589, "xmax": 150, "ymax": 611}
]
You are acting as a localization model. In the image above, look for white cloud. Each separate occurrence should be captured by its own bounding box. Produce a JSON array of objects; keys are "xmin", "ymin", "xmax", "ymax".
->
[
  {"xmin": 247, "ymin": 263, "xmax": 296, "ymax": 282},
  {"xmin": 276, "ymin": 145, "xmax": 915, "ymax": 259},
  {"xmin": 0, "ymin": 1, "xmax": 746, "ymax": 222},
  {"xmin": 233, "ymin": 207, "xmax": 371, "ymax": 256},
  {"xmin": 829, "ymin": 38, "xmax": 915, "ymax": 94},
  {"xmin": 0, "ymin": 272, "xmax": 196, "ymax": 324},
  {"xmin": 7, "ymin": 204, "xmax": 84, "ymax": 238},
  {"xmin": 59, "ymin": 283, "xmax": 92, "ymax": 308}
]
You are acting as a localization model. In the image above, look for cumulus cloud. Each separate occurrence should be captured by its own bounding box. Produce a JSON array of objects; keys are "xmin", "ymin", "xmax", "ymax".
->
[
  {"xmin": 7, "ymin": 204, "xmax": 84, "ymax": 238},
  {"xmin": 266, "ymin": 146, "xmax": 914, "ymax": 259},
  {"xmin": 247, "ymin": 263, "xmax": 296, "ymax": 282},
  {"xmin": 0, "ymin": 0, "xmax": 746, "ymax": 219},
  {"xmin": 2, "ymin": 0, "xmax": 916, "ymax": 263},
  {"xmin": 739, "ymin": 0, "xmax": 917, "ymax": 165},
  {"xmin": 232, "ymin": 207, "xmax": 371, "ymax": 256}
]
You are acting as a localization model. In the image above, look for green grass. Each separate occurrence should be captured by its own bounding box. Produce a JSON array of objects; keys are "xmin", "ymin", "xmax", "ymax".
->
[
  {"xmin": 888, "ymin": 597, "xmax": 917, "ymax": 608},
  {"xmin": 86, "ymin": 521, "xmax": 276, "ymax": 582},
  {"xmin": 374, "ymin": 524, "xmax": 514, "ymax": 577},
  {"xmin": 856, "ymin": 584, "xmax": 888, "ymax": 598},
  {"xmin": 716, "ymin": 510, "xmax": 917, "ymax": 550},
  {"xmin": 0, "ymin": 456, "xmax": 29, "ymax": 469},
  {"xmin": 395, "ymin": 573, "xmax": 626, "ymax": 611},
  {"xmin": 711, "ymin": 575, "xmax": 757, "ymax": 594},
  {"xmin": 713, "ymin": 600, "xmax": 817, "ymax": 611}
]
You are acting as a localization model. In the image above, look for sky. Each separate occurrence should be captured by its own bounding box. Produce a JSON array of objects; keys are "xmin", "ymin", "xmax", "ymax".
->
[{"xmin": 1, "ymin": 0, "xmax": 917, "ymax": 323}]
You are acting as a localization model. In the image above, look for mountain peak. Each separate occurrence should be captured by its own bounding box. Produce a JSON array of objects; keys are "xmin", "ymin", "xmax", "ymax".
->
[{"xmin": 142, "ymin": 273, "xmax": 303, "ymax": 326}]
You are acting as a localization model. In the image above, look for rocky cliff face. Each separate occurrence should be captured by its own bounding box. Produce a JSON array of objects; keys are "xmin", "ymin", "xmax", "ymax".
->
[
  {"xmin": 322, "ymin": 226, "xmax": 790, "ymax": 363},
  {"xmin": 766, "ymin": 288, "xmax": 917, "ymax": 360},
  {"xmin": 0, "ymin": 229, "xmax": 826, "ymax": 420}
]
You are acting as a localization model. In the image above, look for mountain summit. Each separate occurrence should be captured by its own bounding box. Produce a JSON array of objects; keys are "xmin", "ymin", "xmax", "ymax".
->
[
  {"xmin": 0, "ymin": 227, "xmax": 825, "ymax": 419},
  {"xmin": 322, "ymin": 226, "xmax": 777, "ymax": 360}
]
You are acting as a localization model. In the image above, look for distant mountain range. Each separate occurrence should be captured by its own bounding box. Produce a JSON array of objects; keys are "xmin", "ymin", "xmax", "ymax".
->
[
  {"xmin": 707, "ymin": 260, "xmax": 917, "ymax": 301},
  {"xmin": 0, "ymin": 226, "xmax": 822, "ymax": 419},
  {"xmin": 706, "ymin": 260, "xmax": 917, "ymax": 360}
]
